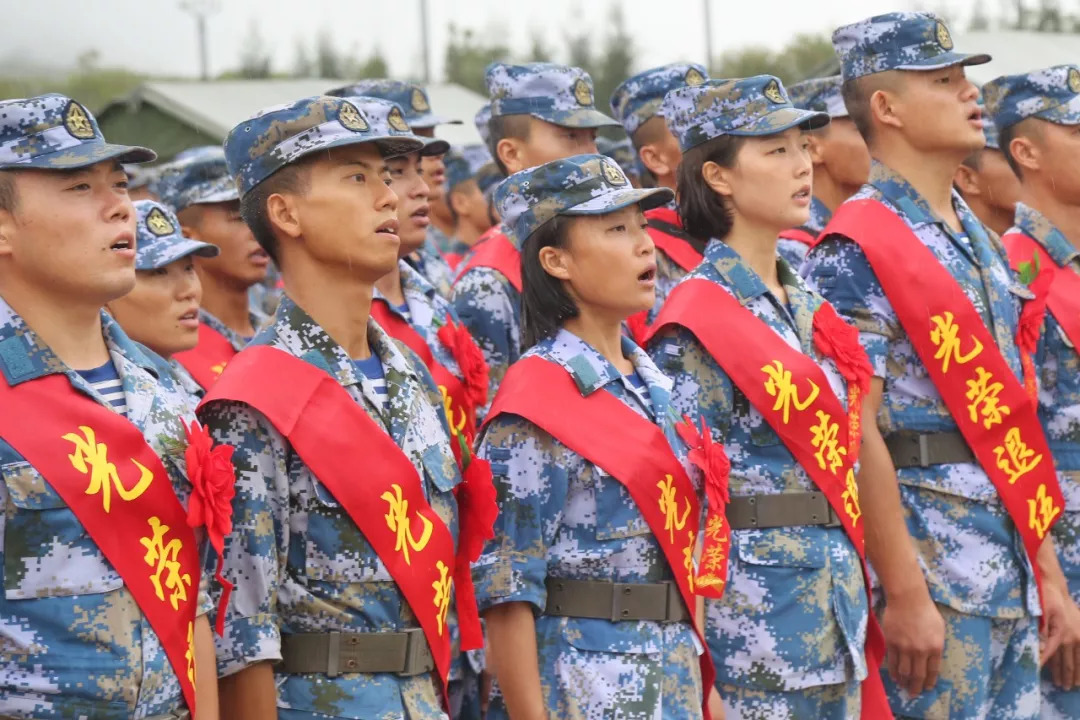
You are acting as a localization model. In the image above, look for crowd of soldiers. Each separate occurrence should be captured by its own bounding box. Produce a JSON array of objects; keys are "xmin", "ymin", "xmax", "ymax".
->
[{"xmin": 2, "ymin": 8, "xmax": 1080, "ymax": 720}]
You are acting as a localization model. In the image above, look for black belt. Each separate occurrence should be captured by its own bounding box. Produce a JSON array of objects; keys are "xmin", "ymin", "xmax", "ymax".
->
[
  {"xmin": 279, "ymin": 629, "xmax": 434, "ymax": 677},
  {"xmin": 726, "ymin": 491, "xmax": 841, "ymax": 530},
  {"xmin": 544, "ymin": 578, "xmax": 690, "ymax": 622},
  {"xmin": 886, "ymin": 430, "xmax": 975, "ymax": 468}
]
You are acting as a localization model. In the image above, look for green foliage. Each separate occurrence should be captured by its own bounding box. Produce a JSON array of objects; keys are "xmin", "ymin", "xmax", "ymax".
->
[
  {"xmin": 0, "ymin": 69, "xmax": 145, "ymax": 113},
  {"xmin": 443, "ymin": 24, "xmax": 510, "ymax": 95},
  {"xmin": 714, "ymin": 34, "xmax": 836, "ymax": 85}
]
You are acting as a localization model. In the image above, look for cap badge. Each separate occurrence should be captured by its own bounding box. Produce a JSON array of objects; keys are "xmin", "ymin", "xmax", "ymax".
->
[
  {"xmin": 411, "ymin": 87, "xmax": 430, "ymax": 113},
  {"xmin": 145, "ymin": 207, "xmax": 175, "ymax": 237},
  {"xmin": 763, "ymin": 79, "xmax": 786, "ymax": 105},
  {"xmin": 573, "ymin": 78, "xmax": 594, "ymax": 107},
  {"xmin": 685, "ymin": 67, "xmax": 706, "ymax": 87},
  {"xmin": 936, "ymin": 22, "xmax": 954, "ymax": 51},
  {"xmin": 338, "ymin": 102, "xmax": 369, "ymax": 132},
  {"xmin": 63, "ymin": 101, "xmax": 95, "ymax": 140},
  {"xmin": 1068, "ymin": 67, "xmax": 1080, "ymax": 94},
  {"xmin": 387, "ymin": 106, "xmax": 410, "ymax": 132},
  {"xmin": 601, "ymin": 160, "xmax": 627, "ymax": 187}
]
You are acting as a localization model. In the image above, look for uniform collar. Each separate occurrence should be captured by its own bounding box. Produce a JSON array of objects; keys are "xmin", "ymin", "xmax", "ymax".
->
[
  {"xmin": 1012, "ymin": 202, "xmax": 1080, "ymax": 268},
  {"xmin": 199, "ymin": 307, "xmax": 261, "ymax": 352},
  {"xmin": 868, "ymin": 160, "xmax": 990, "ymax": 245},
  {"xmin": 533, "ymin": 326, "xmax": 673, "ymax": 398},
  {"xmin": 373, "ymin": 259, "xmax": 440, "ymax": 307},
  {"xmin": 807, "ymin": 195, "xmax": 833, "ymax": 233}
]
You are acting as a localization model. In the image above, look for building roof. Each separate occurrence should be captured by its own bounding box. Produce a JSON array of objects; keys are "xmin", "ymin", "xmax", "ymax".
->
[{"xmin": 100, "ymin": 78, "xmax": 488, "ymax": 147}]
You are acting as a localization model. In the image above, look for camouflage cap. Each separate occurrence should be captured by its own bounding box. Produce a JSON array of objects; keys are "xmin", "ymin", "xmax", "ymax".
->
[
  {"xmin": 833, "ymin": 12, "xmax": 990, "ymax": 82},
  {"xmin": 474, "ymin": 103, "xmax": 493, "ymax": 147},
  {"xmin": 486, "ymin": 62, "xmax": 620, "ymax": 129},
  {"xmin": 154, "ymin": 151, "xmax": 238, "ymax": 212},
  {"xmin": 133, "ymin": 200, "xmax": 218, "ymax": 271},
  {"xmin": 663, "ymin": 76, "xmax": 830, "ymax": 152},
  {"xmin": 326, "ymin": 80, "xmax": 462, "ymax": 128},
  {"xmin": 173, "ymin": 145, "xmax": 225, "ymax": 164},
  {"xmin": 597, "ymin": 137, "xmax": 642, "ymax": 183},
  {"xmin": 445, "ymin": 144, "xmax": 494, "ymax": 191},
  {"xmin": 475, "ymin": 162, "xmax": 504, "ymax": 197},
  {"xmin": 124, "ymin": 164, "xmax": 157, "ymax": 191},
  {"xmin": 495, "ymin": 153, "xmax": 673, "ymax": 245},
  {"xmin": 0, "ymin": 93, "xmax": 155, "ymax": 170},
  {"xmin": 983, "ymin": 65, "xmax": 1080, "ymax": 132},
  {"xmin": 224, "ymin": 95, "xmax": 426, "ymax": 197},
  {"xmin": 976, "ymin": 93, "xmax": 1000, "ymax": 150},
  {"xmin": 610, "ymin": 63, "xmax": 710, "ymax": 137},
  {"xmin": 788, "ymin": 75, "xmax": 848, "ymax": 118}
]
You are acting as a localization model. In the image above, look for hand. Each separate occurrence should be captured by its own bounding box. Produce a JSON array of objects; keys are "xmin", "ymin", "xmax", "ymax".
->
[
  {"xmin": 882, "ymin": 590, "xmax": 946, "ymax": 697},
  {"xmin": 1048, "ymin": 595, "xmax": 1080, "ymax": 690},
  {"xmin": 707, "ymin": 687, "xmax": 727, "ymax": 720},
  {"xmin": 1041, "ymin": 582, "xmax": 1067, "ymax": 666}
]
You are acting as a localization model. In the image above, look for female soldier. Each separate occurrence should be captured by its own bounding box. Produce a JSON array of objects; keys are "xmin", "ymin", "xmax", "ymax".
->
[
  {"xmin": 644, "ymin": 77, "xmax": 882, "ymax": 719},
  {"xmin": 473, "ymin": 153, "xmax": 718, "ymax": 720},
  {"xmin": 107, "ymin": 199, "xmax": 219, "ymax": 399}
]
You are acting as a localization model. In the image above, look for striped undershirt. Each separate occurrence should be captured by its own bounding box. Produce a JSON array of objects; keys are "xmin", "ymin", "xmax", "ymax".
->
[
  {"xmin": 352, "ymin": 354, "xmax": 388, "ymax": 410},
  {"xmin": 77, "ymin": 361, "xmax": 128, "ymax": 416}
]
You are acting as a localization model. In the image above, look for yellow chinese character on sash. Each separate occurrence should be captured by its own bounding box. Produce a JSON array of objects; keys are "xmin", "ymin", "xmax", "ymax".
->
[
  {"xmin": 1028, "ymin": 483, "xmax": 1061, "ymax": 539},
  {"xmin": 381, "ymin": 483, "xmax": 433, "ymax": 565},
  {"xmin": 64, "ymin": 426, "xmax": 154, "ymax": 513},
  {"xmin": 702, "ymin": 540, "xmax": 728, "ymax": 574},
  {"xmin": 210, "ymin": 362, "xmax": 227, "ymax": 379},
  {"xmin": 704, "ymin": 513, "xmax": 726, "ymax": 541},
  {"xmin": 439, "ymin": 386, "xmax": 467, "ymax": 440},
  {"xmin": 184, "ymin": 621, "xmax": 196, "ymax": 690},
  {"xmin": 140, "ymin": 516, "xmax": 192, "ymax": 610},
  {"xmin": 993, "ymin": 427, "xmax": 1043, "ymax": 485},
  {"xmin": 761, "ymin": 360, "xmax": 820, "ymax": 424},
  {"xmin": 657, "ymin": 474, "xmax": 691, "ymax": 544},
  {"xmin": 432, "ymin": 560, "xmax": 452, "ymax": 635},
  {"xmin": 842, "ymin": 469, "xmax": 862, "ymax": 527},
  {"xmin": 683, "ymin": 530, "xmax": 696, "ymax": 593},
  {"xmin": 809, "ymin": 410, "xmax": 847, "ymax": 473},
  {"xmin": 965, "ymin": 367, "xmax": 1011, "ymax": 429},
  {"xmin": 930, "ymin": 312, "xmax": 983, "ymax": 373}
]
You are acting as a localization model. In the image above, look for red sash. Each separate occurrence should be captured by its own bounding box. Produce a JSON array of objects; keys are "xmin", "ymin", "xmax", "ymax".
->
[
  {"xmin": 644, "ymin": 207, "xmax": 704, "ymax": 272},
  {"xmin": 644, "ymin": 277, "xmax": 890, "ymax": 720},
  {"xmin": 453, "ymin": 228, "xmax": 521, "ymax": 292},
  {"xmin": 200, "ymin": 346, "xmax": 458, "ymax": 694},
  {"xmin": 778, "ymin": 227, "xmax": 817, "ymax": 246},
  {"xmin": 0, "ymin": 374, "xmax": 200, "ymax": 715},
  {"xmin": 174, "ymin": 323, "xmax": 237, "ymax": 390},
  {"xmin": 483, "ymin": 356, "xmax": 717, "ymax": 720},
  {"xmin": 444, "ymin": 252, "xmax": 463, "ymax": 270},
  {"xmin": 1004, "ymin": 232, "xmax": 1080, "ymax": 355},
  {"xmin": 823, "ymin": 200, "xmax": 1064, "ymax": 604}
]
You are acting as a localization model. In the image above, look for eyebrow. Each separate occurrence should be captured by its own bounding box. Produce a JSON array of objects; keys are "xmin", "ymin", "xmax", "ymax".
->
[{"xmin": 341, "ymin": 160, "xmax": 390, "ymax": 173}]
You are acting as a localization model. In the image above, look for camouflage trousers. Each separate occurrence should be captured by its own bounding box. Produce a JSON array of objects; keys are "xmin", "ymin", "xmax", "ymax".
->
[
  {"xmin": 1041, "ymin": 672, "xmax": 1080, "ymax": 720},
  {"xmin": 716, "ymin": 679, "xmax": 860, "ymax": 719},
  {"xmin": 878, "ymin": 602, "xmax": 1039, "ymax": 720}
]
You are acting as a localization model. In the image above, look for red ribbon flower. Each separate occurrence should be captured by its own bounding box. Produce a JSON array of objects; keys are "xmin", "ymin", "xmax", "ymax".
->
[
  {"xmin": 182, "ymin": 418, "xmax": 237, "ymax": 635},
  {"xmin": 812, "ymin": 302, "xmax": 872, "ymax": 395},
  {"xmin": 1017, "ymin": 264, "xmax": 1052, "ymax": 356},
  {"xmin": 453, "ymin": 455, "xmax": 498, "ymax": 650},
  {"xmin": 676, "ymin": 415, "xmax": 730, "ymax": 509},
  {"xmin": 438, "ymin": 316, "xmax": 489, "ymax": 408}
]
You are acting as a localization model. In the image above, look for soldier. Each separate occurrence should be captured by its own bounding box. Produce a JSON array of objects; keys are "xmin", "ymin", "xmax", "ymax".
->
[
  {"xmin": 0, "ymin": 94, "xmax": 225, "ymax": 719},
  {"xmin": 442, "ymin": 145, "xmax": 498, "ymax": 267},
  {"xmin": 597, "ymin": 136, "xmax": 644, "ymax": 187},
  {"xmin": 953, "ymin": 95, "xmax": 1022, "ymax": 237},
  {"xmin": 983, "ymin": 66, "xmax": 1080, "ymax": 720},
  {"xmin": 106, "ymin": 200, "xmax": 219, "ymax": 400},
  {"xmin": 475, "ymin": 153, "xmax": 713, "ymax": 719},
  {"xmin": 328, "ymin": 80, "xmax": 462, "ymax": 298},
  {"xmin": 802, "ymin": 13, "xmax": 1071, "ymax": 718},
  {"xmin": 452, "ymin": 61, "xmax": 621, "ymax": 418},
  {"xmin": 157, "ymin": 150, "xmax": 270, "ymax": 391},
  {"xmin": 780, "ymin": 75, "xmax": 870, "ymax": 267},
  {"xmin": 610, "ymin": 63, "xmax": 711, "ymax": 340},
  {"xmin": 201, "ymin": 95, "xmax": 488, "ymax": 720},
  {"xmin": 644, "ymin": 76, "xmax": 882, "ymax": 719}
]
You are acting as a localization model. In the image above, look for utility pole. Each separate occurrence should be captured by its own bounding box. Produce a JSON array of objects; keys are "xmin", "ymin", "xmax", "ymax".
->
[
  {"xmin": 703, "ymin": 0, "xmax": 713, "ymax": 74},
  {"xmin": 420, "ymin": 0, "xmax": 432, "ymax": 83},
  {"xmin": 181, "ymin": 0, "xmax": 221, "ymax": 81}
]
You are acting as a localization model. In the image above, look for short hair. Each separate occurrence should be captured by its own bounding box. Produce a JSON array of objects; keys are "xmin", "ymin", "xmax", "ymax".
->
[
  {"xmin": 238, "ymin": 163, "xmax": 311, "ymax": 267},
  {"xmin": 676, "ymin": 135, "xmax": 744, "ymax": 248},
  {"xmin": 999, "ymin": 118, "xmax": 1043, "ymax": 179},
  {"xmin": 842, "ymin": 72, "xmax": 902, "ymax": 146},
  {"xmin": 520, "ymin": 215, "xmax": 576, "ymax": 348},
  {"xmin": 488, "ymin": 114, "xmax": 533, "ymax": 175},
  {"xmin": 175, "ymin": 203, "xmax": 205, "ymax": 229},
  {"xmin": 630, "ymin": 115, "xmax": 669, "ymax": 152},
  {"xmin": 0, "ymin": 171, "xmax": 15, "ymax": 214}
]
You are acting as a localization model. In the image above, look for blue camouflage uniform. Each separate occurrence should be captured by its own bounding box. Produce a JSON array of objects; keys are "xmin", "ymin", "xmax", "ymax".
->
[
  {"xmin": 208, "ymin": 94, "xmax": 461, "ymax": 719},
  {"xmin": 129, "ymin": 200, "xmax": 220, "ymax": 402},
  {"xmin": 611, "ymin": 63, "xmax": 710, "ymax": 323},
  {"xmin": 451, "ymin": 62, "xmax": 621, "ymax": 419},
  {"xmin": 474, "ymin": 153, "xmax": 702, "ymax": 719},
  {"xmin": 984, "ymin": 66, "xmax": 1080, "ymax": 720},
  {"xmin": 802, "ymin": 14, "xmax": 1043, "ymax": 719},
  {"xmin": 329, "ymin": 80, "xmax": 461, "ymax": 299},
  {"xmin": 782, "ymin": 75, "xmax": 848, "ymax": 268},
  {"xmin": 443, "ymin": 144, "xmax": 496, "ymax": 259},
  {"xmin": 650, "ymin": 76, "xmax": 867, "ymax": 720},
  {"xmin": 0, "ymin": 95, "xmax": 212, "ymax": 719}
]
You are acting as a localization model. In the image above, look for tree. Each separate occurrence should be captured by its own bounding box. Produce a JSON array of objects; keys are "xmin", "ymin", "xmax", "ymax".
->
[
  {"xmin": 349, "ymin": 49, "xmax": 389, "ymax": 80},
  {"xmin": 595, "ymin": 3, "xmax": 634, "ymax": 111},
  {"xmin": 527, "ymin": 31, "xmax": 552, "ymax": 63},
  {"xmin": 237, "ymin": 19, "xmax": 272, "ymax": 79},
  {"xmin": 443, "ymin": 24, "xmax": 509, "ymax": 94},
  {"xmin": 714, "ymin": 34, "xmax": 837, "ymax": 85},
  {"xmin": 315, "ymin": 29, "xmax": 345, "ymax": 79},
  {"xmin": 292, "ymin": 37, "xmax": 313, "ymax": 77}
]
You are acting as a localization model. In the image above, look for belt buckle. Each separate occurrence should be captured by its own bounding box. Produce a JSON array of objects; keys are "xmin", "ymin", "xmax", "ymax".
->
[
  {"xmin": 399, "ymin": 628, "xmax": 433, "ymax": 677},
  {"xmin": 610, "ymin": 582, "xmax": 637, "ymax": 622},
  {"xmin": 918, "ymin": 434, "xmax": 931, "ymax": 468},
  {"xmin": 664, "ymin": 581, "xmax": 684, "ymax": 622}
]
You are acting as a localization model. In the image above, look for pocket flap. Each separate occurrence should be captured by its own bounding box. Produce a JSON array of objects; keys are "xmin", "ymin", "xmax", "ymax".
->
[
  {"xmin": 735, "ymin": 526, "xmax": 828, "ymax": 569},
  {"xmin": 2, "ymin": 462, "xmax": 66, "ymax": 510}
]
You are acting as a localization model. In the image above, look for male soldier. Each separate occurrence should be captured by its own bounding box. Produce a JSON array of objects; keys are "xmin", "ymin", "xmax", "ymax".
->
[
  {"xmin": 327, "ymin": 80, "xmax": 461, "ymax": 298},
  {"xmin": 954, "ymin": 95, "xmax": 1023, "ymax": 236},
  {"xmin": 610, "ymin": 63, "xmax": 710, "ymax": 333},
  {"xmin": 597, "ymin": 136, "xmax": 644, "ymax": 187},
  {"xmin": 442, "ymin": 145, "xmax": 498, "ymax": 267},
  {"xmin": 0, "ymin": 94, "xmax": 222, "ymax": 719},
  {"xmin": 781, "ymin": 75, "xmax": 871, "ymax": 267},
  {"xmin": 451, "ymin": 61, "xmax": 620, "ymax": 416},
  {"xmin": 203, "ymin": 95, "xmax": 473, "ymax": 720},
  {"xmin": 983, "ymin": 66, "xmax": 1080, "ymax": 720},
  {"xmin": 157, "ymin": 152, "xmax": 270, "ymax": 390},
  {"xmin": 802, "ymin": 13, "xmax": 1071, "ymax": 718}
]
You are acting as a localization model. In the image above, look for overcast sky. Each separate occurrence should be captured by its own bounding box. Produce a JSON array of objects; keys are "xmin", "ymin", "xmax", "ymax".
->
[{"xmin": 0, "ymin": 0, "xmax": 986, "ymax": 81}]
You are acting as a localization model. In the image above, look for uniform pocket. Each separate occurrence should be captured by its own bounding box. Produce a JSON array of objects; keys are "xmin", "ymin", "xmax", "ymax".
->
[
  {"xmin": 593, "ymin": 471, "xmax": 652, "ymax": 541},
  {"xmin": 3, "ymin": 461, "xmax": 124, "ymax": 599},
  {"xmin": 304, "ymin": 475, "xmax": 390, "ymax": 584}
]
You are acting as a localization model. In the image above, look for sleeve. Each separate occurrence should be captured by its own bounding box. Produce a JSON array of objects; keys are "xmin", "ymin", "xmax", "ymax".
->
[
  {"xmin": 451, "ymin": 268, "xmax": 520, "ymax": 419},
  {"xmin": 802, "ymin": 237, "xmax": 900, "ymax": 379},
  {"xmin": 471, "ymin": 414, "xmax": 569, "ymax": 614},
  {"xmin": 201, "ymin": 401, "xmax": 289, "ymax": 677}
]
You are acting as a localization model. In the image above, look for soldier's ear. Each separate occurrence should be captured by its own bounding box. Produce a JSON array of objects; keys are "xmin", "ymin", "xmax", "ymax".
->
[
  {"xmin": 806, "ymin": 132, "xmax": 828, "ymax": 165},
  {"xmin": 1009, "ymin": 134, "xmax": 1041, "ymax": 174},
  {"xmin": 868, "ymin": 88, "xmax": 902, "ymax": 132},
  {"xmin": 701, "ymin": 160, "xmax": 733, "ymax": 199},
  {"xmin": 538, "ymin": 243, "xmax": 572, "ymax": 281},
  {"xmin": 266, "ymin": 191, "xmax": 302, "ymax": 242},
  {"xmin": 639, "ymin": 143, "xmax": 671, "ymax": 179},
  {"xmin": 496, "ymin": 137, "xmax": 525, "ymax": 175}
]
